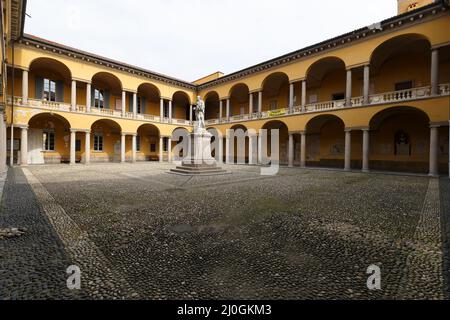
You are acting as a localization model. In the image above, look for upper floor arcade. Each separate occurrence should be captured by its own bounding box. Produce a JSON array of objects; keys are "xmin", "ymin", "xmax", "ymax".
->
[{"xmin": 3, "ymin": 1, "xmax": 450, "ymax": 130}]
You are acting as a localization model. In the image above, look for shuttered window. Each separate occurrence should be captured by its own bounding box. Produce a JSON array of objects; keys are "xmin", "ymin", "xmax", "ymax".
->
[
  {"xmin": 43, "ymin": 79, "xmax": 56, "ymax": 102},
  {"xmin": 94, "ymin": 89, "xmax": 104, "ymax": 108},
  {"xmin": 94, "ymin": 133, "xmax": 103, "ymax": 151},
  {"xmin": 43, "ymin": 131, "xmax": 55, "ymax": 151},
  {"xmin": 136, "ymin": 136, "xmax": 141, "ymax": 152}
]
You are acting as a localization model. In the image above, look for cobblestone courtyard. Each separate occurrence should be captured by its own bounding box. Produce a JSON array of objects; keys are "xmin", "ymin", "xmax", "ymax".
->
[{"xmin": 0, "ymin": 163, "xmax": 449, "ymax": 300}]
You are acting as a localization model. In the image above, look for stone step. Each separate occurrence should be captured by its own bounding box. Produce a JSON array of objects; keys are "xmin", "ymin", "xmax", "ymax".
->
[{"xmin": 169, "ymin": 168, "xmax": 229, "ymax": 176}]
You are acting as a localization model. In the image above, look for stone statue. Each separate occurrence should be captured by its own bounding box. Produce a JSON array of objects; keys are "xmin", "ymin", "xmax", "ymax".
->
[{"xmin": 194, "ymin": 96, "xmax": 206, "ymax": 132}]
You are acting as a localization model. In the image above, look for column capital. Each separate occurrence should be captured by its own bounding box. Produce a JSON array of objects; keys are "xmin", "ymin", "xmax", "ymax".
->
[
  {"xmin": 250, "ymin": 89, "xmax": 262, "ymax": 94},
  {"xmin": 17, "ymin": 124, "xmax": 29, "ymax": 130},
  {"xmin": 361, "ymin": 127, "xmax": 371, "ymax": 132},
  {"xmin": 121, "ymin": 132, "xmax": 135, "ymax": 136},
  {"xmin": 344, "ymin": 128, "xmax": 353, "ymax": 133},
  {"xmin": 430, "ymin": 121, "xmax": 446, "ymax": 128},
  {"xmin": 72, "ymin": 77, "xmax": 90, "ymax": 84},
  {"xmin": 71, "ymin": 128, "xmax": 90, "ymax": 133}
]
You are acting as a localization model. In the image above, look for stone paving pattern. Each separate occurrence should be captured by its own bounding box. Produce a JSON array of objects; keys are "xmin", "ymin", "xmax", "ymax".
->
[{"xmin": 0, "ymin": 163, "xmax": 448, "ymax": 300}]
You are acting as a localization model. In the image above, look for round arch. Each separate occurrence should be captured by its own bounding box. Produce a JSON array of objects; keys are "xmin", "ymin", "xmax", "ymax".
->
[
  {"xmin": 91, "ymin": 72, "xmax": 123, "ymax": 94},
  {"xmin": 137, "ymin": 83, "xmax": 161, "ymax": 116},
  {"xmin": 136, "ymin": 123, "xmax": 161, "ymax": 162},
  {"xmin": 369, "ymin": 34, "xmax": 431, "ymax": 90},
  {"xmin": 305, "ymin": 114, "xmax": 346, "ymax": 168},
  {"xmin": 204, "ymin": 91, "xmax": 220, "ymax": 120},
  {"xmin": 261, "ymin": 72, "xmax": 290, "ymax": 112},
  {"xmin": 28, "ymin": 58, "xmax": 73, "ymax": 103},
  {"xmin": 27, "ymin": 112, "xmax": 72, "ymax": 164},
  {"xmin": 29, "ymin": 57, "xmax": 72, "ymax": 80},
  {"xmin": 172, "ymin": 91, "xmax": 191, "ymax": 120},
  {"xmin": 368, "ymin": 106, "xmax": 433, "ymax": 174}
]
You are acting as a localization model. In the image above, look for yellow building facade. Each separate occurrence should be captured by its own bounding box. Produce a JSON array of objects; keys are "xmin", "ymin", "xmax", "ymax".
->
[{"xmin": 1, "ymin": 0, "xmax": 450, "ymax": 175}]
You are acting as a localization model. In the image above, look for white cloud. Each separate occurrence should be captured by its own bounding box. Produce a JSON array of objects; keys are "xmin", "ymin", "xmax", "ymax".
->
[{"xmin": 24, "ymin": 0, "xmax": 397, "ymax": 81}]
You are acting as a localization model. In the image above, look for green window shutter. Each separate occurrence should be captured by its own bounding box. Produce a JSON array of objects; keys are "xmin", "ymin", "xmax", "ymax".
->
[
  {"xmin": 91, "ymin": 87, "xmax": 95, "ymax": 107},
  {"xmin": 141, "ymin": 97, "xmax": 146, "ymax": 114},
  {"xmin": 56, "ymin": 80, "xmax": 64, "ymax": 102},
  {"xmin": 104, "ymin": 90, "xmax": 110, "ymax": 109},
  {"xmin": 35, "ymin": 77, "xmax": 43, "ymax": 99},
  {"xmin": 129, "ymin": 95, "xmax": 133, "ymax": 112}
]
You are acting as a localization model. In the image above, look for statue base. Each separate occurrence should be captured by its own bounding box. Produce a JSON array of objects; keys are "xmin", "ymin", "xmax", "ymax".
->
[{"xmin": 170, "ymin": 131, "xmax": 229, "ymax": 176}]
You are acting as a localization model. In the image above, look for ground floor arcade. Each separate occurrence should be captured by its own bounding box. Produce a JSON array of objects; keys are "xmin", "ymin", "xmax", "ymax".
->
[{"xmin": 2, "ymin": 104, "xmax": 449, "ymax": 176}]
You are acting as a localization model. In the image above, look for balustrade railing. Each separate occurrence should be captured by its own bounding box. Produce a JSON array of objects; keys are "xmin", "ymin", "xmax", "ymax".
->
[{"xmin": 7, "ymin": 83, "xmax": 450, "ymax": 125}]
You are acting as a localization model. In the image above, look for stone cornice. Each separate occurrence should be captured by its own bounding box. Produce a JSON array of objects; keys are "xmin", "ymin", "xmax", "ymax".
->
[
  {"xmin": 198, "ymin": 1, "xmax": 447, "ymax": 90},
  {"xmin": 14, "ymin": 1, "xmax": 448, "ymax": 94},
  {"xmin": 18, "ymin": 35, "xmax": 197, "ymax": 91}
]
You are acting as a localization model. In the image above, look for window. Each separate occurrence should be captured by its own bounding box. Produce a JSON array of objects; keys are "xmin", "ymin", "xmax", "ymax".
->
[
  {"xmin": 94, "ymin": 133, "xmax": 103, "ymax": 152},
  {"xmin": 136, "ymin": 136, "xmax": 141, "ymax": 152},
  {"xmin": 43, "ymin": 79, "xmax": 56, "ymax": 102},
  {"xmin": 94, "ymin": 89, "xmax": 104, "ymax": 108},
  {"xmin": 137, "ymin": 97, "xmax": 142, "ymax": 114},
  {"xmin": 269, "ymin": 100, "xmax": 278, "ymax": 110},
  {"xmin": 163, "ymin": 102, "xmax": 169, "ymax": 118},
  {"xmin": 75, "ymin": 140, "xmax": 81, "ymax": 152},
  {"xmin": 163, "ymin": 137, "xmax": 168, "ymax": 152},
  {"xmin": 332, "ymin": 93, "xmax": 345, "ymax": 101},
  {"xmin": 150, "ymin": 143, "xmax": 156, "ymax": 152},
  {"xmin": 43, "ymin": 131, "xmax": 55, "ymax": 151},
  {"xmin": 395, "ymin": 81, "xmax": 413, "ymax": 91}
]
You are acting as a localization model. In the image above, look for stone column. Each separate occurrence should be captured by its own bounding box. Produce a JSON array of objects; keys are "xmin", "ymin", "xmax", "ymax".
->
[
  {"xmin": 258, "ymin": 134, "xmax": 263, "ymax": 164},
  {"xmin": 121, "ymin": 91, "xmax": 126, "ymax": 117},
  {"xmin": 70, "ymin": 130, "xmax": 76, "ymax": 165},
  {"xmin": 258, "ymin": 91, "xmax": 262, "ymax": 114},
  {"xmin": 86, "ymin": 83, "xmax": 91, "ymax": 112},
  {"xmin": 363, "ymin": 65, "xmax": 370, "ymax": 105},
  {"xmin": 219, "ymin": 100, "xmax": 223, "ymax": 122},
  {"xmin": 226, "ymin": 98, "xmax": 230, "ymax": 120},
  {"xmin": 449, "ymin": 122, "xmax": 450, "ymax": 178},
  {"xmin": 0, "ymin": 114, "xmax": 6, "ymax": 172},
  {"xmin": 22, "ymin": 69, "xmax": 28, "ymax": 104},
  {"xmin": 362, "ymin": 129, "xmax": 370, "ymax": 172},
  {"xmin": 248, "ymin": 133, "xmax": 257, "ymax": 165},
  {"xmin": 159, "ymin": 136, "xmax": 163, "ymax": 162},
  {"xmin": 344, "ymin": 129, "xmax": 352, "ymax": 171},
  {"xmin": 429, "ymin": 125, "xmax": 439, "ymax": 176},
  {"xmin": 301, "ymin": 80, "xmax": 307, "ymax": 110},
  {"xmin": 160, "ymin": 99, "xmax": 164, "ymax": 119},
  {"xmin": 71, "ymin": 80, "xmax": 77, "ymax": 111},
  {"xmin": 289, "ymin": 83, "xmax": 294, "ymax": 112},
  {"xmin": 189, "ymin": 105, "xmax": 193, "ymax": 124},
  {"xmin": 132, "ymin": 134, "xmax": 137, "ymax": 163},
  {"xmin": 133, "ymin": 92, "xmax": 137, "ymax": 118},
  {"xmin": 84, "ymin": 131, "xmax": 90, "ymax": 164},
  {"xmin": 346, "ymin": 69, "xmax": 352, "ymax": 107},
  {"xmin": 20, "ymin": 126, "xmax": 28, "ymax": 166},
  {"xmin": 225, "ymin": 134, "xmax": 231, "ymax": 164},
  {"xmin": 431, "ymin": 49, "xmax": 439, "ymax": 96},
  {"xmin": 288, "ymin": 133, "xmax": 294, "ymax": 167},
  {"xmin": 121, "ymin": 133, "xmax": 126, "ymax": 163},
  {"xmin": 167, "ymin": 137, "xmax": 172, "ymax": 163},
  {"xmin": 168, "ymin": 100, "xmax": 173, "ymax": 122},
  {"xmin": 249, "ymin": 93, "xmax": 253, "ymax": 115},
  {"xmin": 300, "ymin": 132, "xmax": 306, "ymax": 168}
]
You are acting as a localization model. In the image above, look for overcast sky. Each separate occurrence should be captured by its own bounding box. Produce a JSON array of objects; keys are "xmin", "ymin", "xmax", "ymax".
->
[{"xmin": 24, "ymin": 0, "xmax": 397, "ymax": 82}]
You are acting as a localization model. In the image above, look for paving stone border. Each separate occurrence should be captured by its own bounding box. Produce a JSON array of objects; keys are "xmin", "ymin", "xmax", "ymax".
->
[
  {"xmin": 22, "ymin": 167, "xmax": 140, "ymax": 300},
  {"xmin": 395, "ymin": 178, "xmax": 444, "ymax": 299}
]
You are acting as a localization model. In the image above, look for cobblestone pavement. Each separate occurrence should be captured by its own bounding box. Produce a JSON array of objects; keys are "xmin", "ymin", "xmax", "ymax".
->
[{"xmin": 0, "ymin": 163, "xmax": 447, "ymax": 299}]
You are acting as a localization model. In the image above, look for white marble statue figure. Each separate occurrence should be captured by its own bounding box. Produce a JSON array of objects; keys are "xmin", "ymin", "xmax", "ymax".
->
[{"xmin": 194, "ymin": 96, "xmax": 206, "ymax": 132}]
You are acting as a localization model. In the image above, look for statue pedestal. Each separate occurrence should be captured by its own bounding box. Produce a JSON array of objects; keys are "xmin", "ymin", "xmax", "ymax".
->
[{"xmin": 170, "ymin": 130, "xmax": 228, "ymax": 176}]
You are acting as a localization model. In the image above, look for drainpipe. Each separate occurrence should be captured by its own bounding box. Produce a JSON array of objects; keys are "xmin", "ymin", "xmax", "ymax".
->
[{"xmin": 9, "ymin": 40, "xmax": 14, "ymax": 166}]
